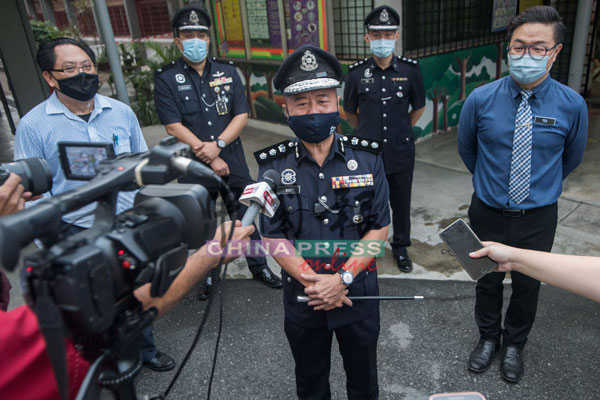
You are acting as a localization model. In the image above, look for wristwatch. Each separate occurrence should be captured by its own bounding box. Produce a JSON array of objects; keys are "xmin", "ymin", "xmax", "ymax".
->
[
  {"xmin": 216, "ymin": 138, "xmax": 226, "ymax": 149},
  {"xmin": 339, "ymin": 269, "xmax": 354, "ymax": 286}
]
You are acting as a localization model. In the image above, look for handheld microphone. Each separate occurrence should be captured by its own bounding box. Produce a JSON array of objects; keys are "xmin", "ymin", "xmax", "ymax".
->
[{"xmin": 239, "ymin": 169, "xmax": 280, "ymax": 226}]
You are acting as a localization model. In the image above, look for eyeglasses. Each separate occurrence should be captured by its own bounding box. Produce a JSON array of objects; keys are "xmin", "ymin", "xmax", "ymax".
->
[
  {"xmin": 507, "ymin": 44, "xmax": 558, "ymax": 60},
  {"xmin": 51, "ymin": 63, "xmax": 96, "ymax": 75}
]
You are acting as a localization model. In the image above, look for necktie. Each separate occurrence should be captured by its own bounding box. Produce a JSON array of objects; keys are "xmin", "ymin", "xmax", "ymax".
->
[{"xmin": 508, "ymin": 90, "xmax": 534, "ymax": 204}]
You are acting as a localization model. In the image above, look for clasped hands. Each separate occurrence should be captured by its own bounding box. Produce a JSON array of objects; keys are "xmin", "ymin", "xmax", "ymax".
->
[{"xmin": 301, "ymin": 273, "xmax": 353, "ymax": 311}]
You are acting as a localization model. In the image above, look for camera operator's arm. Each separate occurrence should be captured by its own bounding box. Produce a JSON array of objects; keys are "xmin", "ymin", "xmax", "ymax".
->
[
  {"xmin": 134, "ymin": 221, "xmax": 255, "ymax": 318},
  {"xmin": 0, "ymin": 174, "xmax": 33, "ymax": 216},
  {"xmin": 470, "ymin": 242, "xmax": 600, "ymax": 303}
]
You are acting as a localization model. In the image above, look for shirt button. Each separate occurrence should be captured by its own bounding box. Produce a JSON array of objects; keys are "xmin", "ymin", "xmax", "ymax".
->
[
  {"xmin": 320, "ymin": 195, "xmax": 327, "ymax": 202},
  {"xmin": 287, "ymin": 277, "xmax": 291, "ymax": 283},
  {"xmin": 354, "ymin": 200, "xmax": 360, "ymax": 206},
  {"xmin": 383, "ymin": 126, "xmax": 387, "ymax": 131},
  {"xmin": 208, "ymin": 121, "xmax": 212, "ymax": 126},
  {"xmin": 210, "ymin": 135, "xmax": 215, "ymax": 140},
  {"xmin": 382, "ymin": 76, "xmax": 386, "ymax": 80},
  {"xmin": 383, "ymin": 101, "xmax": 387, "ymax": 105},
  {"xmin": 319, "ymin": 173, "xmax": 325, "ymax": 179},
  {"xmin": 325, "ymin": 263, "xmax": 331, "ymax": 269},
  {"xmin": 383, "ymin": 138, "xmax": 388, "ymax": 143},
  {"xmin": 205, "ymin": 108, "xmax": 209, "ymax": 111},
  {"xmin": 203, "ymin": 94, "xmax": 206, "ymax": 97},
  {"xmin": 382, "ymin": 88, "xmax": 386, "ymax": 92},
  {"xmin": 185, "ymin": 96, "xmax": 189, "ymax": 100},
  {"xmin": 323, "ymin": 218, "xmax": 329, "ymax": 226},
  {"xmin": 287, "ymin": 206, "xmax": 293, "ymax": 212},
  {"xmin": 366, "ymin": 88, "xmax": 370, "ymax": 92},
  {"xmin": 383, "ymin": 113, "xmax": 387, "ymax": 118},
  {"xmin": 406, "ymin": 137, "xmax": 409, "ymax": 142}
]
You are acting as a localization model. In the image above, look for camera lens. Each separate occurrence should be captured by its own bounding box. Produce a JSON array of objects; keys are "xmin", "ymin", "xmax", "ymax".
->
[{"xmin": 1, "ymin": 158, "xmax": 53, "ymax": 196}]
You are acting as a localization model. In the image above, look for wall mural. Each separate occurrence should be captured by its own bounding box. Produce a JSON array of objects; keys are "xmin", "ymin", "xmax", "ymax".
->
[{"xmin": 238, "ymin": 43, "xmax": 509, "ymax": 140}]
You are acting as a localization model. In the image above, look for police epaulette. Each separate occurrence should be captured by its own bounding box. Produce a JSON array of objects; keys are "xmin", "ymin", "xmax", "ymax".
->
[
  {"xmin": 211, "ymin": 57, "xmax": 236, "ymax": 66},
  {"xmin": 398, "ymin": 55, "xmax": 418, "ymax": 65},
  {"xmin": 254, "ymin": 140, "xmax": 297, "ymax": 165},
  {"xmin": 155, "ymin": 60, "xmax": 176, "ymax": 74},
  {"xmin": 348, "ymin": 57, "xmax": 369, "ymax": 71},
  {"xmin": 340, "ymin": 135, "xmax": 382, "ymax": 154}
]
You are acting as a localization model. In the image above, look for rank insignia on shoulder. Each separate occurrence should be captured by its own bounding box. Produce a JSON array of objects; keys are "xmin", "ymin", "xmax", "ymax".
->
[
  {"xmin": 254, "ymin": 140, "xmax": 296, "ymax": 165},
  {"xmin": 331, "ymin": 174, "xmax": 374, "ymax": 189},
  {"xmin": 398, "ymin": 56, "xmax": 418, "ymax": 65},
  {"xmin": 342, "ymin": 135, "xmax": 382, "ymax": 154}
]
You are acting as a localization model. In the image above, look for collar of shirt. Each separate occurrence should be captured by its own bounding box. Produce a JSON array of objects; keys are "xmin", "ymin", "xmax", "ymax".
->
[
  {"xmin": 368, "ymin": 56, "xmax": 400, "ymax": 73},
  {"xmin": 295, "ymin": 134, "xmax": 346, "ymax": 165},
  {"xmin": 45, "ymin": 91, "xmax": 111, "ymax": 123},
  {"xmin": 507, "ymin": 74, "xmax": 552, "ymax": 100},
  {"xmin": 182, "ymin": 56, "xmax": 212, "ymax": 77}
]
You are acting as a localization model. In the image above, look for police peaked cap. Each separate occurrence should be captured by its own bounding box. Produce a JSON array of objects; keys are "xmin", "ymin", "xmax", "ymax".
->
[
  {"xmin": 273, "ymin": 45, "xmax": 342, "ymax": 95},
  {"xmin": 172, "ymin": 5, "xmax": 211, "ymax": 32},
  {"xmin": 364, "ymin": 5, "xmax": 400, "ymax": 30}
]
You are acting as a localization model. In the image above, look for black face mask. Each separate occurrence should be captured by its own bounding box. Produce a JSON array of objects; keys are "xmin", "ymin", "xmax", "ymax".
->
[
  {"xmin": 53, "ymin": 72, "xmax": 99, "ymax": 101},
  {"xmin": 287, "ymin": 111, "xmax": 340, "ymax": 143}
]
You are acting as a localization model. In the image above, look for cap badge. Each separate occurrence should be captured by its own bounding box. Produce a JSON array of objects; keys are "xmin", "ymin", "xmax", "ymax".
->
[
  {"xmin": 380, "ymin": 9, "xmax": 390, "ymax": 22},
  {"xmin": 189, "ymin": 10, "xmax": 199, "ymax": 24},
  {"xmin": 300, "ymin": 50, "xmax": 318, "ymax": 72}
]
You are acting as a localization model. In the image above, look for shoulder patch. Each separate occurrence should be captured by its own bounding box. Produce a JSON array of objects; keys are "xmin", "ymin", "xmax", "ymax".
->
[
  {"xmin": 254, "ymin": 140, "xmax": 297, "ymax": 165},
  {"xmin": 341, "ymin": 135, "xmax": 382, "ymax": 154},
  {"xmin": 398, "ymin": 55, "xmax": 419, "ymax": 65},
  {"xmin": 156, "ymin": 61, "xmax": 176, "ymax": 75}
]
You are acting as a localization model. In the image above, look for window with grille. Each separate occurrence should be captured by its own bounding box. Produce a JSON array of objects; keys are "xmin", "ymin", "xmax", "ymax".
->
[
  {"xmin": 108, "ymin": 6, "xmax": 131, "ymax": 37},
  {"xmin": 402, "ymin": 0, "xmax": 505, "ymax": 58},
  {"xmin": 135, "ymin": 0, "xmax": 171, "ymax": 37},
  {"xmin": 54, "ymin": 10, "xmax": 69, "ymax": 30},
  {"xmin": 332, "ymin": 0, "xmax": 373, "ymax": 61}
]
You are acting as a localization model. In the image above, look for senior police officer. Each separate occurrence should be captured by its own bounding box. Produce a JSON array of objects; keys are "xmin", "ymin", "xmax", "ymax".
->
[
  {"xmin": 153, "ymin": 5, "xmax": 281, "ymax": 295},
  {"xmin": 255, "ymin": 45, "xmax": 390, "ymax": 399},
  {"xmin": 344, "ymin": 5, "xmax": 425, "ymax": 273}
]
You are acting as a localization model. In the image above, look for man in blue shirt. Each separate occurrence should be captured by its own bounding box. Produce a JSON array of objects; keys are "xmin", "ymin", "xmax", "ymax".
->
[
  {"xmin": 14, "ymin": 38, "xmax": 174, "ymax": 373},
  {"xmin": 256, "ymin": 45, "xmax": 390, "ymax": 399},
  {"xmin": 458, "ymin": 6, "xmax": 587, "ymax": 383}
]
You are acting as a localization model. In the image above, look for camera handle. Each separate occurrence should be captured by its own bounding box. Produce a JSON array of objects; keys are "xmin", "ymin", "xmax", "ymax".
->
[{"xmin": 75, "ymin": 297, "xmax": 158, "ymax": 400}]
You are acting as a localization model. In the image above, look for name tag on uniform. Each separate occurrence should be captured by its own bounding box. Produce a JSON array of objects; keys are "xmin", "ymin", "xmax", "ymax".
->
[
  {"xmin": 177, "ymin": 85, "xmax": 192, "ymax": 91},
  {"xmin": 534, "ymin": 116, "xmax": 556, "ymax": 125},
  {"xmin": 277, "ymin": 185, "xmax": 301, "ymax": 195},
  {"xmin": 361, "ymin": 78, "xmax": 374, "ymax": 84},
  {"xmin": 331, "ymin": 174, "xmax": 374, "ymax": 189}
]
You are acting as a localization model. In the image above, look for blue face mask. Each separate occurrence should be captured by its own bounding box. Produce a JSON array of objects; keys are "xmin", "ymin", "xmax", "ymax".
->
[
  {"xmin": 182, "ymin": 38, "xmax": 207, "ymax": 63},
  {"xmin": 509, "ymin": 55, "xmax": 551, "ymax": 84},
  {"xmin": 370, "ymin": 38, "xmax": 396, "ymax": 58},
  {"xmin": 288, "ymin": 111, "xmax": 340, "ymax": 144}
]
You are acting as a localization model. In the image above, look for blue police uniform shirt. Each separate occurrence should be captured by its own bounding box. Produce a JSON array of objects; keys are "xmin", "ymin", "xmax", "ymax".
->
[
  {"xmin": 154, "ymin": 57, "xmax": 250, "ymax": 175},
  {"xmin": 343, "ymin": 56, "xmax": 426, "ymax": 174},
  {"xmin": 458, "ymin": 75, "xmax": 588, "ymax": 210},
  {"xmin": 256, "ymin": 134, "xmax": 390, "ymax": 329}
]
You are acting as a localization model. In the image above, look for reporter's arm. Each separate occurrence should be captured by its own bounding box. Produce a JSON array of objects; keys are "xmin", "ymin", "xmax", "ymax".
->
[
  {"xmin": 470, "ymin": 243, "xmax": 600, "ymax": 303},
  {"xmin": 134, "ymin": 221, "xmax": 255, "ymax": 318}
]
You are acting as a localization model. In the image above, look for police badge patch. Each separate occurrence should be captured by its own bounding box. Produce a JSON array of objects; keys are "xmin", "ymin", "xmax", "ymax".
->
[
  {"xmin": 281, "ymin": 169, "xmax": 297, "ymax": 185},
  {"xmin": 175, "ymin": 74, "xmax": 186, "ymax": 83}
]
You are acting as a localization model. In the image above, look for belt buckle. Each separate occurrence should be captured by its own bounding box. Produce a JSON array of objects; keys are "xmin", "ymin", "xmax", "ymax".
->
[{"xmin": 502, "ymin": 209, "xmax": 524, "ymax": 217}]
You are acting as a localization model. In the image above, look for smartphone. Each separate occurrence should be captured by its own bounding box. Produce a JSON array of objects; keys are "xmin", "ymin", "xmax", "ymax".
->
[
  {"xmin": 429, "ymin": 392, "xmax": 486, "ymax": 400},
  {"xmin": 58, "ymin": 141, "xmax": 115, "ymax": 180},
  {"xmin": 439, "ymin": 219, "xmax": 496, "ymax": 281}
]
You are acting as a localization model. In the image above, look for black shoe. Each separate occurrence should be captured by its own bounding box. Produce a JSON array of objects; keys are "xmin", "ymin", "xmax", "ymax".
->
[
  {"xmin": 500, "ymin": 345, "xmax": 524, "ymax": 383},
  {"xmin": 252, "ymin": 266, "xmax": 282, "ymax": 288},
  {"xmin": 143, "ymin": 351, "xmax": 176, "ymax": 372},
  {"xmin": 197, "ymin": 275, "xmax": 213, "ymax": 301},
  {"xmin": 468, "ymin": 338, "xmax": 500, "ymax": 373},
  {"xmin": 396, "ymin": 255, "xmax": 413, "ymax": 273}
]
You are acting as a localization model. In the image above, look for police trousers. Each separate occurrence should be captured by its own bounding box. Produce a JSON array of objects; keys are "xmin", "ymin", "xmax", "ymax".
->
[{"xmin": 284, "ymin": 314, "xmax": 380, "ymax": 400}]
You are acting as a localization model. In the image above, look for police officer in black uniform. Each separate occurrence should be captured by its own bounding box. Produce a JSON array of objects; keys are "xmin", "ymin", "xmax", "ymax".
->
[
  {"xmin": 153, "ymin": 5, "xmax": 282, "ymax": 294},
  {"xmin": 256, "ymin": 45, "xmax": 390, "ymax": 400},
  {"xmin": 344, "ymin": 5, "xmax": 425, "ymax": 273}
]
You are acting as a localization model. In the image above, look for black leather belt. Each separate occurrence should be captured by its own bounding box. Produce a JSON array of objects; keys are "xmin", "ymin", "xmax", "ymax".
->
[{"xmin": 480, "ymin": 200, "xmax": 553, "ymax": 218}]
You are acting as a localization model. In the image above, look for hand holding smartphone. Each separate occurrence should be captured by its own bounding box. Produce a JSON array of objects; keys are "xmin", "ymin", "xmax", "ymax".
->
[{"xmin": 439, "ymin": 219, "xmax": 496, "ymax": 281}]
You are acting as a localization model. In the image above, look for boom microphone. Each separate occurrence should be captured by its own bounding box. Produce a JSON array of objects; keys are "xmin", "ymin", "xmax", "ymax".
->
[{"xmin": 239, "ymin": 169, "xmax": 280, "ymax": 226}]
